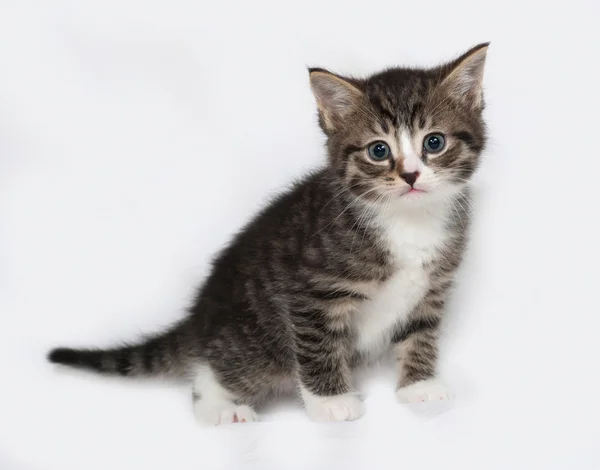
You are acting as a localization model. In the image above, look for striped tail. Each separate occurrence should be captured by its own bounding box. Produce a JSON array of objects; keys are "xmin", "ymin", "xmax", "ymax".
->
[{"xmin": 47, "ymin": 323, "xmax": 191, "ymax": 377}]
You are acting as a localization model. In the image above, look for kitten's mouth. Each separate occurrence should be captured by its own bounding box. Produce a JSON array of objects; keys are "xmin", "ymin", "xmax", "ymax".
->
[{"xmin": 401, "ymin": 188, "xmax": 426, "ymax": 197}]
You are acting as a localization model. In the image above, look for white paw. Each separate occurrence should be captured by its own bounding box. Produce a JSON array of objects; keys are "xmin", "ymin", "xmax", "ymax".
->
[
  {"xmin": 302, "ymin": 390, "xmax": 365, "ymax": 422},
  {"xmin": 396, "ymin": 378, "xmax": 453, "ymax": 404},
  {"xmin": 194, "ymin": 401, "xmax": 258, "ymax": 426}
]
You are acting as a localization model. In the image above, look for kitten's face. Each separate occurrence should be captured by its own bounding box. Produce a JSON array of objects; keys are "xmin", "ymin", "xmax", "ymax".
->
[{"xmin": 310, "ymin": 44, "xmax": 488, "ymax": 207}]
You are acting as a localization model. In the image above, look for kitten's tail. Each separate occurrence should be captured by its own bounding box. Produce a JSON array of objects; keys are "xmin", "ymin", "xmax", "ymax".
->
[{"xmin": 47, "ymin": 321, "xmax": 194, "ymax": 377}]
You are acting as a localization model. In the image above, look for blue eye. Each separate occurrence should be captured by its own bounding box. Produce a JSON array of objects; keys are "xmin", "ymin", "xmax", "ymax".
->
[
  {"xmin": 423, "ymin": 134, "xmax": 446, "ymax": 153},
  {"xmin": 367, "ymin": 141, "xmax": 390, "ymax": 161}
]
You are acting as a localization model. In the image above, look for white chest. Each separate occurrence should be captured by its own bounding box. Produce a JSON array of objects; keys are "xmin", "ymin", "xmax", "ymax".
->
[{"xmin": 353, "ymin": 205, "xmax": 450, "ymax": 357}]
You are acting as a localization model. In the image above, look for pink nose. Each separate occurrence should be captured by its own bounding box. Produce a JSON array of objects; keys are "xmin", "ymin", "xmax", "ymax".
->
[{"xmin": 400, "ymin": 172, "xmax": 420, "ymax": 186}]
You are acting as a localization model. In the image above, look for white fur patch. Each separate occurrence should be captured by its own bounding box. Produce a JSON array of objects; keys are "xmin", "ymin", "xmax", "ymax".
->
[
  {"xmin": 396, "ymin": 378, "xmax": 452, "ymax": 403},
  {"xmin": 192, "ymin": 364, "xmax": 258, "ymax": 425},
  {"xmin": 192, "ymin": 364, "xmax": 234, "ymax": 402},
  {"xmin": 354, "ymin": 261, "xmax": 428, "ymax": 355},
  {"xmin": 400, "ymin": 130, "xmax": 423, "ymax": 173},
  {"xmin": 354, "ymin": 201, "xmax": 451, "ymax": 358},
  {"xmin": 301, "ymin": 388, "xmax": 365, "ymax": 422}
]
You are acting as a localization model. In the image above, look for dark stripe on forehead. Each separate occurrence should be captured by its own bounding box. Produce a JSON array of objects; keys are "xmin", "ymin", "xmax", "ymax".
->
[
  {"xmin": 366, "ymin": 119, "xmax": 390, "ymax": 136},
  {"xmin": 367, "ymin": 116, "xmax": 391, "ymax": 135},
  {"xmin": 409, "ymin": 102, "xmax": 424, "ymax": 130},
  {"xmin": 369, "ymin": 95, "xmax": 396, "ymax": 125},
  {"xmin": 379, "ymin": 118, "xmax": 390, "ymax": 134}
]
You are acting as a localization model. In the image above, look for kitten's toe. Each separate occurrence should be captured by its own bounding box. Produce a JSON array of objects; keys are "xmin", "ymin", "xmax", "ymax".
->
[
  {"xmin": 234, "ymin": 405, "xmax": 258, "ymax": 423},
  {"xmin": 303, "ymin": 392, "xmax": 365, "ymax": 422},
  {"xmin": 194, "ymin": 401, "xmax": 258, "ymax": 426},
  {"xmin": 396, "ymin": 378, "xmax": 453, "ymax": 404}
]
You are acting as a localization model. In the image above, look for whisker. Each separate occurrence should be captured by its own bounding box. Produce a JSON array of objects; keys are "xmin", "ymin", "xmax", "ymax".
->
[
  {"xmin": 350, "ymin": 190, "xmax": 389, "ymax": 253},
  {"xmin": 315, "ymin": 185, "xmax": 384, "ymax": 239}
]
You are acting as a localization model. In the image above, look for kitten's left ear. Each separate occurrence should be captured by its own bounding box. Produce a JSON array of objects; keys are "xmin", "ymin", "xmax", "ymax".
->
[
  {"xmin": 441, "ymin": 42, "xmax": 490, "ymax": 111},
  {"xmin": 309, "ymin": 68, "xmax": 364, "ymax": 132}
]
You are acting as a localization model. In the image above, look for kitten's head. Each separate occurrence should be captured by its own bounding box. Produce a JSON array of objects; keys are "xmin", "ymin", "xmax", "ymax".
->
[{"xmin": 310, "ymin": 43, "xmax": 489, "ymax": 206}]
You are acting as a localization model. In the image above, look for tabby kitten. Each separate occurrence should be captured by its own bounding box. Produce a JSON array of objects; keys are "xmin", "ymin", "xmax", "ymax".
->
[{"xmin": 49, "ymin": 43, "xmax": 489, "ymax": 424}]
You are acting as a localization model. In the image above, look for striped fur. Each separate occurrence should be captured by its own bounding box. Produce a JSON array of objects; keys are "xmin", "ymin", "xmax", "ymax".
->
[{"xmin": 48, "ymin": 43, "xmax": 489, "ymax": 423}]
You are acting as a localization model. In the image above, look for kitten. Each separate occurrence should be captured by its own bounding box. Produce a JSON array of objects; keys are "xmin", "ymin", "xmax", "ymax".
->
[{"xmin": 48, "ymin": 43, "xmax": 489, "ymax": 424}]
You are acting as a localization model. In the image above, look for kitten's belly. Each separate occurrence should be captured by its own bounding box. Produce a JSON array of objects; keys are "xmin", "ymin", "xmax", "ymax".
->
[{"xmin": 354, "ymin": 261, "xmax": 429, "ymax": 358}]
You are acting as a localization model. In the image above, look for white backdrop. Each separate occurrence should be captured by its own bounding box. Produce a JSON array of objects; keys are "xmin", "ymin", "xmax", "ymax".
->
[{"xmin": 1, "ymin": 1, "xmax": 599, "ymax": 469}]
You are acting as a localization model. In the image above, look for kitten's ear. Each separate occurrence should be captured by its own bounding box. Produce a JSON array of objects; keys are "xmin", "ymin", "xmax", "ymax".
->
[
  {"xmin": 309, "ymin": 69, "xmax": 364, "ymax": 132},
  {"xmin": 441, "ymin": 42, "xmax": 489, "ymax": 111}
]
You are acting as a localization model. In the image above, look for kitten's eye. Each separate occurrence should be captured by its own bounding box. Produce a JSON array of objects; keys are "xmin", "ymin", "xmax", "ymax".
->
[
  {"xmin": 367, "ymin": 141, "xmax": 391, "ymax": 161},
  {"xmin": 423, "ymin": 134, "xmax": 446, "ymax": 153}
]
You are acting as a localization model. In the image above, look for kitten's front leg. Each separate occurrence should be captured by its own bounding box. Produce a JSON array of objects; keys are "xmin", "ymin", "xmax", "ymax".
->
[
  {"xmin": 293, "ymin": 306, "xmax": 364, "ymax": 422},
  {"xmin": 392, "ymin": 293, "xmax": 452, "ymax": 404}
]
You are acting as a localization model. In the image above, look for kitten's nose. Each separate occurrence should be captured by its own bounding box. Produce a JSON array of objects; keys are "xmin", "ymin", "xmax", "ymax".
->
[{"xmin": 400, "ymin": 172, "xmax": 420, "ymax": 187}]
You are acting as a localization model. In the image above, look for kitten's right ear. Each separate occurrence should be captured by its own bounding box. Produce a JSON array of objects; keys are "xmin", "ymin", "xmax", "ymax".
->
[
  {"xmin": 440, "ymin": 43, "xmax": 489, "ymax": 111},
  {"xmin": 309, "ymin": 68, "xmax": 364, "ymax": 132}
]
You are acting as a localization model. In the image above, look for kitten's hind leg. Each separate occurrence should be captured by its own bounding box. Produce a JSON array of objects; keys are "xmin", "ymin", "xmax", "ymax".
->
[{"xmin": 192, "ymin": 364, "xmax": 258, "ymax": 425}]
